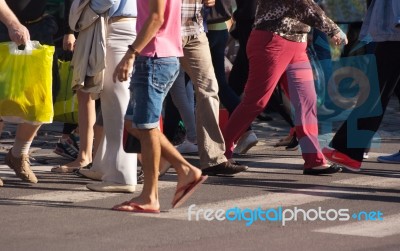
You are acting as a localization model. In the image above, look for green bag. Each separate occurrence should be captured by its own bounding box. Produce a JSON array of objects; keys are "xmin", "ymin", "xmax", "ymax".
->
[
  {"xmin": 0, "ymin": 41, "xmax": 54, "ymax": 123},
  {"xmin": 53, "ymin": 59, "xmax": 79, "ymax": 124}
]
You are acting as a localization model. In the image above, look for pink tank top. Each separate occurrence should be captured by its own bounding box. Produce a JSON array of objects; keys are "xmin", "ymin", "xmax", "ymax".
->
[{"xmin": 137, "ymin": 1, "xmax": 183, "ymax": 57}]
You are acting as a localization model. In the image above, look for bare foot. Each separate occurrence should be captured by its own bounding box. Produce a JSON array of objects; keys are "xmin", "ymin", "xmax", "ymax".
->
[
  {"xmin": 51, "ymin": 159, "xmax": 91, "ymax": 173},
  {"xmin": 62, "ymin": 159, "xmax": 91, "ymax": 168},
  {"xmin": 173, "ymin": 165, "xmax": 202, "ymax": 204},
  {"xmin": 113, "ymin": 196, "xmax": 160, "ymax": 212}
]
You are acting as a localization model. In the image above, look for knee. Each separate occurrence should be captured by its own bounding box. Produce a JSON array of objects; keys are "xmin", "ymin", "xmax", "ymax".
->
[
  {"xmin": 241, "ymin": 95, "xmax": 268, "ymax": 112},
  {"xmin": 194, "ymin": 77, "xmax": 219, "ymax": 97}
]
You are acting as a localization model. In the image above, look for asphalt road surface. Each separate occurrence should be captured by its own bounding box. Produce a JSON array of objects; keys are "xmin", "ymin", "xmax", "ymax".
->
[{"xmin": 0, "ymin": 100, "xmax": 399, "ymax": 251}]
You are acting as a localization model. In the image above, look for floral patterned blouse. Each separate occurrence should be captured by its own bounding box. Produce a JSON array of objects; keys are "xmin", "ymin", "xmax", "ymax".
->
[{"xmin": 254, "ymin": 0, "xmax": 340, "ymax": 42}]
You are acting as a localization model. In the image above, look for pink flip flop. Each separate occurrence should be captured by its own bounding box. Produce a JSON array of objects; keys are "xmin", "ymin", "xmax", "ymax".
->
[
  {"xmin": 112, "ymin": 201, "xmax": 160, "ymax": 214},
  {"xmin": 172, "ymin": 175, "xmax": 208, "ymax": 209}
]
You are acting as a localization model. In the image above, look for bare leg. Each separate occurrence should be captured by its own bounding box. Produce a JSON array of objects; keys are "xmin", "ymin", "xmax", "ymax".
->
[
  {"xmin": 129, "ymin": 123, "xmax": 201, "ymax": 189},
  {"xmin": 116, "ymin": 121, "xmax": 202, "ymax": 210},
  {"xmin": 93, "ymin": 124, "xmax": 104, "ymax": 158},
  {"xmin": 16, "ymin": 123, "xmax": 41, "ymax": 142},
  {"xmin": 53, "ymin": 90, "xmax": 95, "ymax": 172},
  {"xmin": 12, "ymin": 123, "xmax": 40, "ymax": 156},
  {"xmin": 138, "ymin": 154, "xmax": 170, "ymax": 176},
  {"xmin": 120, "ymin": 127, "xmax": 160, "ymax": 210},
  {"xmin": 6, "ymin": 123, "xmax": 40, "ymax": 183},
  {"xmin": 75, "ymin": 90, "xmax": 96, "ymax": 165}
]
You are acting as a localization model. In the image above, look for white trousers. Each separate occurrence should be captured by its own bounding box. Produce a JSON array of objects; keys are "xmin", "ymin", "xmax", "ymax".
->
[{"xmin": 92, "ymin": 20, "xmax": 137, "ymax": 185}]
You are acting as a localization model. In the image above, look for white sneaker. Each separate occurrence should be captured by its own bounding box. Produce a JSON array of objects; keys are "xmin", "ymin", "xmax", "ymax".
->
[
  {"xmin": 176, "ymin": 140, "xmax": 198, "ymax": 154},
  {"xmin": 233, "ymin": 131, "xmax": 258, "ymax": 154},
  {"xmin": 363, "ymin": 152, "xmax": 369, "ymax": 159}
]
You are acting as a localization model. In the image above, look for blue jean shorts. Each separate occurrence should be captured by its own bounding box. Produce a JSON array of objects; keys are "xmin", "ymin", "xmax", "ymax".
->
[{"xmin": 125, "ymin": 56, "xmax": 180, "ymax": 129}]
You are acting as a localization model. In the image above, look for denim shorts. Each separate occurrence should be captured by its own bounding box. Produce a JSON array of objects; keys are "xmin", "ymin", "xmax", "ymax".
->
[{"xmin": 125, "ymin": 56, "xmax": 179, "ymax": 129}]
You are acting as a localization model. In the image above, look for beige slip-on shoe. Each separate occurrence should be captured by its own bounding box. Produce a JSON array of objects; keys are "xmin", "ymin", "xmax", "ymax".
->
[{"xmin": 86, "ymin": 182, "xmax": 136, "ymax": 193}]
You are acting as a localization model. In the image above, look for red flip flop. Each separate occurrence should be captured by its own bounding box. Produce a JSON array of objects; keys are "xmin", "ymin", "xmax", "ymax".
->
[
  {"xmin": 172, "ymin": 175, "xmax": 208, "ymax": 209},
  {"xmin": 112, "ymin": 201, "xmax": 160, "ymax": 214}
]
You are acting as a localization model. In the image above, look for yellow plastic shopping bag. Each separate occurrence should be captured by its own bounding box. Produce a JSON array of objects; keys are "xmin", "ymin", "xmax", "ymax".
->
[
  {"xmin": 53, "ymin": 59, "xmax": 79, "ymax": 124},
  {"xmin": 0, "ymin": 41, "xmax": 54, "ymax": 124}
]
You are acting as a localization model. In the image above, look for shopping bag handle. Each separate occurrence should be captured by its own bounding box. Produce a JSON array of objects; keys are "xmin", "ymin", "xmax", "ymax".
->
[
  {"xmin": 8, "ymin": 41, "xmax": 41, "ymax": 55},
  {"xmin": 59, "ymin": 50, "xmax": 73, "ymax": 61}
]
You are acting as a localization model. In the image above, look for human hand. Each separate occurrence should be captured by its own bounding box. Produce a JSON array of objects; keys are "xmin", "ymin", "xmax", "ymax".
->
[
  {"xmin": 113, "ymin": 52, "xmax": 135, "ymax": 83},
  {"xmin": 7, "ymin": 22, "xmax": 30, "ymax": 46},
  {"xmin": 203, "ymin": 0, "xmax": 215, "ymax": 7},
  {"xmin": 331, "ymin": 30, "xmax": 348, "ymax": 46},
  {"xmin": 63, "ymin": 34, "xmax": 76, "ymax": 51}
]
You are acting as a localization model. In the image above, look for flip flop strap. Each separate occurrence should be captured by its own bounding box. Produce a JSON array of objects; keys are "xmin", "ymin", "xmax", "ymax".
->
[{"xmin": 175, "ymin": 180, "xmax": 196, "ymax": 194}]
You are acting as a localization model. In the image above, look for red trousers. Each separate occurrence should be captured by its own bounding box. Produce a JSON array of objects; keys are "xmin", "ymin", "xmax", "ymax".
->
[{"xmin": 223, "ymin": 30, "xmax": 326, "ymax": 169}]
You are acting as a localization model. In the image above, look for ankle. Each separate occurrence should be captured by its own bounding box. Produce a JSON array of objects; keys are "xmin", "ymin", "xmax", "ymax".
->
[
  {"xmin": 67, "ymin": 159, "xmax": 91, "ymax": 166},
  {"xmin": 12, "ymin": 140, "xmax": 32, "ymax": 157},
  {"xmin": 134, "ymin": 195, "xmax": 160, "ymax": 209},
  {"xmin": 176, "ymin": 165, "xmax": 197, "ymax": 178}
]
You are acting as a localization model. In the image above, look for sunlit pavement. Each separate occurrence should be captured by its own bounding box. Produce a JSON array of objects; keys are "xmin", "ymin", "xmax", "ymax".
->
[{"xmin": 0, "ymin": 98, "xmax": 399, "ymax": 251}]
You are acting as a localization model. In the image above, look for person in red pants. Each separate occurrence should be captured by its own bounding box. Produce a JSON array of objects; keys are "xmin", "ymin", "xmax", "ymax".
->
[{"xmin": 223, "ymin": 0, "xmax": 348, "ymax": 175}]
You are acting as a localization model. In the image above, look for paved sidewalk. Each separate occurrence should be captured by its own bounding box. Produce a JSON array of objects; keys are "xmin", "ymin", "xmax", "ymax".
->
[
  {"xmin": 0, "ymin": 98, "xmax": 399, "ymax": 251},
  {"xmin": 0, "ymin": 98, "xmax": 399, "ymax": 166},
  {"xmin": 246, "ymin": 97, "xmax": 400, "ymax": 157}
]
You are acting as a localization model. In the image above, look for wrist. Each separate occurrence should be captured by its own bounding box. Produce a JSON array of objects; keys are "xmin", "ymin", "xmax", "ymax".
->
[
  {"xmin": 128, "ymin": 45, "xmax": 140, "ymax": 57},
  {"xmin": 6, "ymin": 20, "xmax": 20, "ymax": 30}
]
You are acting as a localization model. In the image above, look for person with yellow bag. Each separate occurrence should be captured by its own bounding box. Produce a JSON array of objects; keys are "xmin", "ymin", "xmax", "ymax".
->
[{"xmin": 0, "ymin": 0, "xmax": 59, "ymax": 186}]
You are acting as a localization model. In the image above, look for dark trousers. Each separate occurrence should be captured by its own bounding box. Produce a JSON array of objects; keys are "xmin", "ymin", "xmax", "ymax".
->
[
  {"xmin": 228, "ymin": 21, "xmax": 252, "ymax": 96},
  {"xmin": 331, "ymin": 41, "xmax": 400, "ymax": 161},
  {"xmin": 207, "ymin": 29, "xmax": 242, "ymax": 115},
  {"xmin": 163, "ymin": 93, "xmax": 182, "ymax": 142}
]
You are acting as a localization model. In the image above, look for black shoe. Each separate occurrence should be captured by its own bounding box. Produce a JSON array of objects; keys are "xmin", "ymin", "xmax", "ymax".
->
[
  {"xmin": 257, "ymin": 112, "xmax": 273, "ymax": 122},
  {"xmin": 303, "ymin": 164, "xmax": 342, "ymax": 175},
  {"xmin": 285, "ymin": 136, "xmax": 299, "ymax": 151},
  {"xmin": 202, "ymin": 161, "xmax": 248, "ymax": 176}
]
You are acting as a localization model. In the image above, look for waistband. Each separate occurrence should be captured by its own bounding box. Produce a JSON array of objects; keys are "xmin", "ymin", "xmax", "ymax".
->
[{"xmin": 108, "ymin": 16, "xmax": 137, "ymax": 24}]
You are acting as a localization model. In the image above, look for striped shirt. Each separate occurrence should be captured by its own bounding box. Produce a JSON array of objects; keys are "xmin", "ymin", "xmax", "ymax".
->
[{"xmin": 181, "ymin": 0, "xmax": 204, "ymax": 37}]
